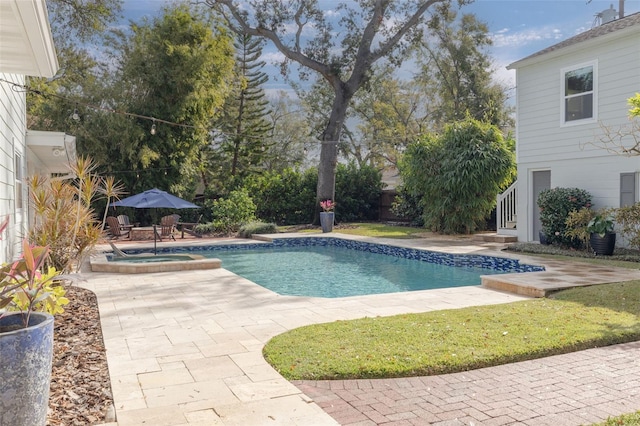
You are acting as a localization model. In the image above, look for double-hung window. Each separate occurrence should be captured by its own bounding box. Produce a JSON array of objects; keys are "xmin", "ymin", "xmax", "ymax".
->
[{"xmin": 561, "ymin": 61, "xmax": 597, "ymax": 125}]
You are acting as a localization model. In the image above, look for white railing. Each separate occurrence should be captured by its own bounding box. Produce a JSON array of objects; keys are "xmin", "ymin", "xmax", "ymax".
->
[{"xmin": 496, "ymin": 181, "xmax": 517, "ymax": 236}]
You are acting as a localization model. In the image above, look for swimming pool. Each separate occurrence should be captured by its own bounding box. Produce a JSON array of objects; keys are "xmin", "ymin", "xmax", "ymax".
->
[{"xmin": 119, "ymin": 237, "xmax": 544, "ymax": 298}]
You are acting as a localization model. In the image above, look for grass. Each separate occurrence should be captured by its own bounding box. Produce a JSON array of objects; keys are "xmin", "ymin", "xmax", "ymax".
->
[
  {"xmin": 330, "ymin": 223, "xmax": 424, "ymax": 238},
  {"xmin": 596, "ymin": 412, "xmax": 640, "ymax": 425},
  {"xmin": 263, "ymin": 280, "xmax": 640, "ymax": 380}
]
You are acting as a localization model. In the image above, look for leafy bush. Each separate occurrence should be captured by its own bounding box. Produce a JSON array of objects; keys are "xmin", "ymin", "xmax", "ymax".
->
[
  {"xmin": 335, "ymin": 162, "xmax": 384, "ymax": 222},
  {"xmin": 391, "ymin": 185, "xmax": 425, "ymax": 226},
  {"xmin": 205, "ymin": 188, "xmax": 257, "ymax": 235},
  {"xmin": 237, "ymin": 221, "xmax": 278, "ymax": 238},
  {"xmin": 537, "ymin": 188, "xmax": 591, "ymax": 247},
  {"xmin": 398, "ymin": 118, "xmax": 515, "ymax": 234},
  {"xmin": 616, "ymin": 202, "xmax": 640, "ymax": 250},
  {"xmin": 244, "ymin": 164, "xmax": 383, "ymax": 225},
  {"xmin": 565, "ymin": 207, "xmax": 596, "ymax": 249},
  {"xmin": 244, "ymin": 168, "xmax": 317, "ymax": 225}
]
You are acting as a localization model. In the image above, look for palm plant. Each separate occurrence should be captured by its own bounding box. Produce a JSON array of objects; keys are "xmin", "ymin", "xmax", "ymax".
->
[{"xmin": 28, "ymin": 156, "xmax": 121, "ymax": 272}]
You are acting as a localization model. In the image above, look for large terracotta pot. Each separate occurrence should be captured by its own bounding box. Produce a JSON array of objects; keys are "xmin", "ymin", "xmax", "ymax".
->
[{"xmin": 0, "ymin": 312, "xmax": 54, "ymax": 426}]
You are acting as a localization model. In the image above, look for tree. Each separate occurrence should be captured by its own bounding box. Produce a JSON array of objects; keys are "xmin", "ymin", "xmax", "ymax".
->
[
  {"xmin": 415, "ymin": 4, "xmax": 512, "ymax": 130},
  {"xmin": 212, "ymin": 32, "xmax": 273, "ymax": 180},
  {"xmin": 27, "ymin": 0, "xmax": 123, "ymax": 131},
  {"xmin": 350, "ymin": 67, "xmax": 430, "ymax": 168},
  {"xmin": 95, "ymin": 4, "xmax": 234, "ymax": 195},
  {"xmin": 398, "ymin": 118, "xmax": 515, "ymax": 234},
  {"xmin": 203, "ymin": 0, "xmax": 464, "ymax": 210},
  {"xmin": 47, "ymin": 0, "xmax": 123, "ymax": 44},
  {"xmin": 592, "ymin": 93, "xmax": 640, "ymax": 156},
  {"xmin": 263, "ymin": 91, "xmax": 314, "ymax": 171}
]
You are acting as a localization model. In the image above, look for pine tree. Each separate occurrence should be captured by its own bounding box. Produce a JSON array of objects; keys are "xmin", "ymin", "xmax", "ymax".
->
[{"xmin": 212, "ymin": 33, "xmax": 273, "ymax": 183}]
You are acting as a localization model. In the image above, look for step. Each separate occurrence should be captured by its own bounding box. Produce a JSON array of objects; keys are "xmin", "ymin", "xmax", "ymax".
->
[{"xmin": 472, "ymin": 233, "xmax": 518, "ymax": 243}]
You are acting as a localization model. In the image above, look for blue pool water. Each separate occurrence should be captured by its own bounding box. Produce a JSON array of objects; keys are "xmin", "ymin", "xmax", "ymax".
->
[{"xmin": 119, "ymin": 238, "xmax": 544, "ymax": 298}]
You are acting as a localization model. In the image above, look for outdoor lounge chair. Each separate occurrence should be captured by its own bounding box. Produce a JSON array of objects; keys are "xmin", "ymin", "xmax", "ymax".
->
[
  {"xmin": 117, "ymin": 214, "xmax": 135, "ymax": 229},
  {"xmin": 106, "ymin": 216, "xmax": 130, "ymax": 239},
  {"xmin": 160, "ymin": 215, "xmax": 177, "ymax": 241}
]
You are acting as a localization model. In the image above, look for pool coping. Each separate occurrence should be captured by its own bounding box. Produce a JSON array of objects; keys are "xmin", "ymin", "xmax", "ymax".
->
[
  {"xmin": 90, "ymin": 253, "xmax": 222, "ymax": 274},
  {"xmin": 91, "ymin": 232, "xmax": 640, "ymax": 296}
]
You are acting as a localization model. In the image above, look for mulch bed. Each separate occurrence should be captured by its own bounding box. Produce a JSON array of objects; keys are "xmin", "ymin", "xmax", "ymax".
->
[{"xmin": 47, "ymin": 286, "xmax": 114, "ymax": 425}]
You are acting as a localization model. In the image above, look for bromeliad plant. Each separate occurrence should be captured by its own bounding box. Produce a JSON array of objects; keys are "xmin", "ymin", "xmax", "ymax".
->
[
  {"xmin": 0, "ymin": 240, "xmax": 67, "ymax": 330},
  {"xmin": 320, "ymin": 199, "xmax": 336, "ymax": 212}
]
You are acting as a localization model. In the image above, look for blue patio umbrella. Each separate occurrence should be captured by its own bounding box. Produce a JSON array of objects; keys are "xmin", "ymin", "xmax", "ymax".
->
[
  {"xmin": 111, "ymin": 188, "xmax": 199, "ymax": 209},
  {"xmin": 111, "ymin": 188, "xmax": 199, "ymax": 254}
]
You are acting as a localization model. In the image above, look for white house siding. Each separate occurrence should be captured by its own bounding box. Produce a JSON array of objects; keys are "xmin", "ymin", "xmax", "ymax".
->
[
  {"xmin": 0, "ymin": 73, "xmax": 28, "ymax": 262},
  {"xmin": 514, "ymin": 28, "xmax": 640, "ymax": 242}
]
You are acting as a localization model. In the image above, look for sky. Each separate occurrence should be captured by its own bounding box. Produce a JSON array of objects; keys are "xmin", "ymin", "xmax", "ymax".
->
[{"xmin": 120, "ymin": 0, "xmax": 640, "ymax": 95}]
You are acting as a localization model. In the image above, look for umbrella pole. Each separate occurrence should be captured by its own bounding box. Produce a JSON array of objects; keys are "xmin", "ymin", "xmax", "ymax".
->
[{"xmin": 153, "ymin": 224, "xmax": 157, "ymax": 255}]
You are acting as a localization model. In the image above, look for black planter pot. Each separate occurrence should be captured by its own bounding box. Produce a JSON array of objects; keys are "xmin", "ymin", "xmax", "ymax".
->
[
  {"xmin": 539, "ymin": 231, "xmax": 550, "ymax": 245},
  {"xmin": 590, "ymin": 232, "xmax": 616, "ymax": 256},
  {"xmin": 0, "ymin": 312, "xmax": 54, "ymax": 426}
]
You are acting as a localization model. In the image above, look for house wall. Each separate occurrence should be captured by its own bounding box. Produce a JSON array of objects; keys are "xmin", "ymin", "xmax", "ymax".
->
[
  {"xmin": 0, "ymin": 73, "xmax": 28, "ymax": 262},
  {"xmin": 514, "ymin": 29, "xmax": 640, "ymax": 242}
]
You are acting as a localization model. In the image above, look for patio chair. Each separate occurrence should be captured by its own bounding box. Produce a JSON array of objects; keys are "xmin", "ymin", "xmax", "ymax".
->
[
  {"xmin": 160, "ymin": 215, "xmax": 177, "ymax": 241},
  {"xmin": 117, "ymin": 214, "xmax": 134, "ymax": 228},
  {"xmin": 106, "ymin": 216, "xmax": 130, "ymax": 239},
  {"xmin": 179, "ymin": 214, "xmax": 203, "ymax": 238}
]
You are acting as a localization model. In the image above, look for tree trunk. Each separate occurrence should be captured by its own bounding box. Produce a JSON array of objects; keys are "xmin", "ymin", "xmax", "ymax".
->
[{"xmin": 316, "ymin": 89, "xmax": 351, "ymax": 210}]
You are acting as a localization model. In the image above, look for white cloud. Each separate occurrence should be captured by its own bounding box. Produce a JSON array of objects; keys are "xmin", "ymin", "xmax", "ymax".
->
[
  {"xmin": 490, "ymin": 26, "xmax": 565, "ymax": 48},
  {"xmin": 262, "ymin": 51, "xmax": 286, "ymax": 64}
]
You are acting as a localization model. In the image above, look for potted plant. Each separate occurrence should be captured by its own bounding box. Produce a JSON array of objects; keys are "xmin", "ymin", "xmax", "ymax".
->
[
  {"xmin": 319, "ymin": 199, "xmax": 336, "ymax": 233},
  {"xmin": 1, "ymin": 231, "xmax": 67, "ymax": 425},
  {"xmin": 587, "ymin": 212, "xmax": 616, "ymax": 256}
]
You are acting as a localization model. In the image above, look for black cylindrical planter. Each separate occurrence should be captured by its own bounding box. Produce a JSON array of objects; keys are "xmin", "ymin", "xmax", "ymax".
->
[
  {"xmin": 0, "ymin": 312, "xmax": 54, "ymax": 426},
  {"xmin": 539, "ymin": 231, "xmax": 550, "ymax": 245},
  {"xmin": 590, "ymin": 232, "xmax": 616, "ymax": 256}
]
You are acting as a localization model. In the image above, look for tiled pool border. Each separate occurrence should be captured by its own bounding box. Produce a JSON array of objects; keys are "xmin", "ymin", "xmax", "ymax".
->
[{"xmin": 117, "ymin": 237, "xmax": 545, "ymax": 274}]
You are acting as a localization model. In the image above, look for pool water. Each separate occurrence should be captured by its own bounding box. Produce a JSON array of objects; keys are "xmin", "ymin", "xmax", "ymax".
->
[
  {"xmin": 204, "ymin": 245, "xmax": 510, "ymax": 298},
  {"xmin": 119, "ymin": 237, "xmax": 543, "ymax": 298}
]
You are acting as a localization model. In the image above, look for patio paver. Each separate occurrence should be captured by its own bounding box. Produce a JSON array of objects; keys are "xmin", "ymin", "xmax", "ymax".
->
[{"xmin": 84, "ymin": 234, "xmax": 640, "ymax": 425}]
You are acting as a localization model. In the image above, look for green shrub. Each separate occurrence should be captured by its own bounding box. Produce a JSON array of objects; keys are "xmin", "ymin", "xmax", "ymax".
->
[
  {"xmin": 244, "ymin": 168, "xmax": 317, "ymax": 225},
  {"xmin": 335, "ymin": 162, "xmax": 384, "ymax": 222},
  {"xmin": 537, "ymin": 188, "xmax": 591, "ymax": 247},
  {"xmin": 245, "ymin": 164, "xmax": 384, "ymax": 225},
  {"xmin": 565, "ymin": 207, "xmax": 596, "ymax": 249},
  {"xmin": 391, "ymin": 186, "xmax": 425, "ymax": 226},
  {"xmin": 616, "ymin": 202, "xmax": 640, "ymax": 250},
  {"xmin": 205, "ymin": 188, "xmax": 257, "ymax": 235},
  {"xmin": 193, "ymin": 222, "xmax": 216, "ymax": 235},
  {"xmin": 237, "ymin": 221, "xmax": 278, "ymax": 238},
  {"xmin": 398, "ymin": 118, "xmax": 515, "ymax": 234}
]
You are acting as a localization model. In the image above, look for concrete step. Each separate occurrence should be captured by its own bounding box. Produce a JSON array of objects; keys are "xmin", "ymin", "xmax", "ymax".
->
[{"xmin": 472, "ymin": 233, "xmax": 518, "ymax": 243}]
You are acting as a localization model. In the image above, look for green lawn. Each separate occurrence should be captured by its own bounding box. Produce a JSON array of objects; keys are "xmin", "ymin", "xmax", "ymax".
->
[{"xmin": 263, "ymin": 281, "xmax": 640, "ymax": 380}]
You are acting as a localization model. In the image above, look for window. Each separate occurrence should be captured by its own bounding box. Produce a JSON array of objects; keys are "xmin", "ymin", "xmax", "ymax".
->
[
  {"xmin": 14, "ymin": 154, "xmax": 23, "ymax": 210},
  {"xmin": 621, "ymin": 173, "xmax": 637, "ymax": 207},
  {"xmin": 562, "ymin": 62, "xmax": 596, "ymax": 124}
]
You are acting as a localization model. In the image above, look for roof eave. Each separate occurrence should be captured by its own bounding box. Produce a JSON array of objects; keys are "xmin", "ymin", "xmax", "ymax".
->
[
  {"xmin": 0, "ymin": 0, "xmax": 59, "ymax": 78},
  {"xmin": 507, "ymin": 19, "xmax": 640, "ymax": 70}
]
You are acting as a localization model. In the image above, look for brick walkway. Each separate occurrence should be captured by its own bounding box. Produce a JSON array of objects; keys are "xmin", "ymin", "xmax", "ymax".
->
[{"xmin": 294, "ymin": 341, "xmax": 640, "ymax": 426}]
